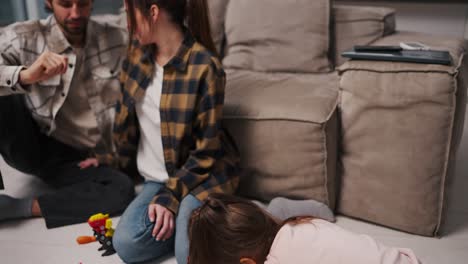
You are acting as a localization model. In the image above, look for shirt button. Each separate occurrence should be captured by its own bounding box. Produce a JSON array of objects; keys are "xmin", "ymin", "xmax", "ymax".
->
[
  {"xmin": 61, "ymin": 92, "xmax": 66, "ymax": 97},
  {"xmin": 11, "ymin": 87, "xmax": 17, "ymax": 91},
  {"xmin": 69, "ymin": 64, "xmax": 74, "ymax": 68},
  {"xmin": 6, "ymin": 80, "xmax": 11, "ymax": 85},
  {"xmin": 110, "ymin": 70, "xmax": 115, "ymax": 74}
]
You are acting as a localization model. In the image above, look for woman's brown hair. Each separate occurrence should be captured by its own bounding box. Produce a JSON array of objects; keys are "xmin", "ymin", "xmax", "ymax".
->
[
  {"xmin": 188, "ymin": 193, "xmax": 282, "ymax": 264},
  {"xmin": 125, "ymin": 0, "xmax": 218, "ymax": 57}
]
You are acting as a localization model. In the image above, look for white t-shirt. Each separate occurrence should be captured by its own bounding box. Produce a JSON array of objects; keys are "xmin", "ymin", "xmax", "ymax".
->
[
  {"xmin": 136, "ymin": 64, "xmax": 169, "ymax": 182},
  {"xmin": 265, "ymin": 219, "xmax": 422, "ymax": 264}
]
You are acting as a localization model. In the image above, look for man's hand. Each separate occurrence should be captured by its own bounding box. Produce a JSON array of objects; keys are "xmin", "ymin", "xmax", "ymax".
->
[
  {"xmin": 148, "ymin": 204, "xmax": 175, "ymax": 241},
  {"xmin": 19, "ymin": 51, "xmax": 68, "ymax": 85},
  {"xmin": 78, "ymin": 158, "xmax": 99, "ymax": 169}
]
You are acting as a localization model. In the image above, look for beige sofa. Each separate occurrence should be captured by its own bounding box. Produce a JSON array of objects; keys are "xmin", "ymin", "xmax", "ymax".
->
[{"xmin": 209, "ymin": 0, "xmax": 467, "ymax": 237}]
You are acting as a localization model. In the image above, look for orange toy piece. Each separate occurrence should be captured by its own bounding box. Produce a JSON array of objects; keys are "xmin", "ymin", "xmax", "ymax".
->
[{"xmin": 76, "ymin": 236, "xmax": 97, "ymax": 244}]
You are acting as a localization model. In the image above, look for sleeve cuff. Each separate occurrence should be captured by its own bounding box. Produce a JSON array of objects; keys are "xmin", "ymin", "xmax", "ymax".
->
[
  {"xmin": 151, "ymin": 191, "xmax": 180, "ymax": 215},
  {"xmin": 1, "ymin": 66, "xmax": 28, "ymax": 93}
]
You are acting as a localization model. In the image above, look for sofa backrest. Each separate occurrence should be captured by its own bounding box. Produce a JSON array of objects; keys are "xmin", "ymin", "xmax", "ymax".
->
[
  {"xmin": 207, "ymin": 0, "xmax": 230, "ymax": 57},
  {"xmin": 222, "ymin": 0, "xmax": 333, "ymax": 73},
  {"xmin": 208, "ymin": 2, "xmax": 396, "ymax": 69},
  {"xmin": 92, "ymin": 2, "xmax": 396, "ymax": 70}
]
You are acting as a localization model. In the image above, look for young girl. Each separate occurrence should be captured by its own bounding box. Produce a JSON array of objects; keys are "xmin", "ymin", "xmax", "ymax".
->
[
  {"xmin": 188, "ymin": 194, "xmax": 423, "ymax": 264},
  {"xmin": 82, "ymin": 0, "xmax": 240, "ymax": 263}
]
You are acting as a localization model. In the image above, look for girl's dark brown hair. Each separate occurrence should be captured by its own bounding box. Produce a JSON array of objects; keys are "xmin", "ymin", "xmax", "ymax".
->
[
  {"xmin": 188, "ymin": 193, "xmax": 282, "ymax": 264},
  {"xmin": 125, "ymin": 0, "xmax": 218, "ymax": 57}
]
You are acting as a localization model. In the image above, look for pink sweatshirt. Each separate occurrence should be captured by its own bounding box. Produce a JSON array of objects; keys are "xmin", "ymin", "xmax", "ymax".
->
[{"xmin": 265, "ymin": 219, "xmax": 422, "ymax": 264}]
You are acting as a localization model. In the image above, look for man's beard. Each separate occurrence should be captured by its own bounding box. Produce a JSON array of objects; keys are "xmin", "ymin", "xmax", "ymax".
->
[{"xmin": 57, "ymin": 17, "xmax": 89, "ymax": 37}]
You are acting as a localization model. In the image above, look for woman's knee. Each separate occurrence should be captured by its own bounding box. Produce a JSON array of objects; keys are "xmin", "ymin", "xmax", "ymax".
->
[
  {"xmin": 112, "ymin": 226, "xmax": 137, "ymax": 263},
  {"xmin": 113, "ymin": 220, "xmax": 174, "ymax": 263},
  {"xmin": 113, "ymin": 225, "xmax": 150, "ymax": 263}
]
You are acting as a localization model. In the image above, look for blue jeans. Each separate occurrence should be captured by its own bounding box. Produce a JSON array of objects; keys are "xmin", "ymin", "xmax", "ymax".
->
[{"xmin": 113, "ymin": 181, "xmax": 202, "ymax": 264}]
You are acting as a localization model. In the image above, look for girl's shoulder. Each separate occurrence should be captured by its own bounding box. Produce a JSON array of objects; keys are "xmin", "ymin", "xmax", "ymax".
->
[
  {"xmin": 279, "ymin": 218, "xmax": 352, "ymax": 241},
  {"xmin": 270, "ymin": 219, "xmax": 341, "ymax": 253},
  {"xmin": 189, "ymin": 42, "xmax": 224, "ymax": 76},
  {"xmin": 266, "ymin": 220, "xmax": 324, "ymax": 264},
  {"xmin": 273, "ymin": 219, "xmax": 324, "ymax": 246}
]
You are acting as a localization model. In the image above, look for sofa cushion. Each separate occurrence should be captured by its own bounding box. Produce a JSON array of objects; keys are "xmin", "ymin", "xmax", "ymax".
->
[
  {"xmin": 208, "ymin": 0, "xmax": 230, "ymax": 56},
  {"xmin": 333, "ymin": 5, "xmax": 396, "ymax": 66},
  {"xmin": 223, "ymin": 0, "xmax": 332, "ymax": 73},
  {"xmin": 337, "ymin": 32, "xmax": 467, "ymax": 236},
  {"xmin": 223, "ymin": 69, "xmax": 339, "ymax": 209}
]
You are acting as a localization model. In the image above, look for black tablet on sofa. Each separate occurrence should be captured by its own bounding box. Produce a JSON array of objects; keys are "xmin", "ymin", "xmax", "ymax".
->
[{"xmin": 342, "ymin": 49, "xmax": 452, "ymax": 66}]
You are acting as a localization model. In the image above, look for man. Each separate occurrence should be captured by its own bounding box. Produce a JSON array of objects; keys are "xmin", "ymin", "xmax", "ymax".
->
[{"xmin": 0, "ymin": 0, "xmax": 134, "ymax": 228}]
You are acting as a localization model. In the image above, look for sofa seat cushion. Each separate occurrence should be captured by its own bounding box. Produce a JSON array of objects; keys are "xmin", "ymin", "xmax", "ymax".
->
[
  {"xmin": 223, "ymin": 0, "xmax": 332, "ymax": 73},
  {"xmin": 337, "ymin": 32, "xmax": 467, "ymax": 236},
  {"xmin": 223, "ymin": 69, "xmax": 339, "ymax": 209}
]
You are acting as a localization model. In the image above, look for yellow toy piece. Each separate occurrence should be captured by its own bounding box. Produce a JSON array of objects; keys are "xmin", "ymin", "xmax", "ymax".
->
[
  {"xmin": 105, "ymin": 219, "xmax": 114, "ymax": 237},
  {"xmin": 82, "ymin": 212, "xmax": 116, "ymax": 256}
]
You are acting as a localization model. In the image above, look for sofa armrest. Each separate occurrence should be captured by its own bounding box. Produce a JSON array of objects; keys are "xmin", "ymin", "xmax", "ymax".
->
[
  {"xmin": 367, "ymin": 30, "xmax": 468, "ymax": 155},
  {"xmin": 333, "ymin": 5, "xmax": 396, "ymax": 67},
  {"xmin": 337, "ymin": 32, "xmax": 467, "ymax": 236}
]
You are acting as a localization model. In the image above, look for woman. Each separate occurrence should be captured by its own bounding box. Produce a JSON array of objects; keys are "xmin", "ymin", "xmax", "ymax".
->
[
  {"xmin": 188, "ymin": 193, "xmax": 423, "ymax": 264},
  {"xmin": 84, "ymin": 0, "xmax": 240, "ymax": 263}
]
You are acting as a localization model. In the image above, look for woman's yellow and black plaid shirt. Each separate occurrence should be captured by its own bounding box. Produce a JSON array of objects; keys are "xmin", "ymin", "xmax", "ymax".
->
[{"xmin": 98, "ymin": 32, "xmax": 240, "ymax": 214}]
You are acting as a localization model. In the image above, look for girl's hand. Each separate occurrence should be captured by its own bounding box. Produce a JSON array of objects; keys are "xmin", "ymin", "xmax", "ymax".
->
[
  {"xmin": 148, "ymin": 204, "xmax": 175, "ymax": 241},
  {"xmin": 78, "ymin": 158, "xmax": 99, "ymax": 169}
]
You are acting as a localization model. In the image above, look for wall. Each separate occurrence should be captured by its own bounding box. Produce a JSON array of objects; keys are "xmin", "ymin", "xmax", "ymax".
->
[
  {"xmin": 0, "ymin": 1, "xmax": 26, "ymax": 25},
  {"xmin": 25, "ymin": 0, "xmax": 122, "ymax": 20}
]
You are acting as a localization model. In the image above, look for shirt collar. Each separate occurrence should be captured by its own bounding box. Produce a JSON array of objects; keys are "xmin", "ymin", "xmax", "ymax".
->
[
  {"xmin": 46, "ymin": 16, "xmax": 72, "ymax": 54},
  {"xmin": 46, "ymin": 15, "xmax": 96, "ymax": 54},
  {"xmin": 167, "ymin": 29, "xmax": 195, "ymax": 72},
  {"xmin": 141, "ymin": 29, "xmax": 195, "ymax": 73}
]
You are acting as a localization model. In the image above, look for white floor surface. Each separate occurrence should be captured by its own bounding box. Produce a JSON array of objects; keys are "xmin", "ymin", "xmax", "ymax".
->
[{"xmin": 1, "ymin": 110, "xmax": 467, "ymax": 264}]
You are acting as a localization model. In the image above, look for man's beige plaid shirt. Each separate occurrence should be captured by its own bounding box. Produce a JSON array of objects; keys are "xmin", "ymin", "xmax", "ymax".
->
[{"xmin": 0, "ymin": 16, "xmax": 127, "ymax": 154}]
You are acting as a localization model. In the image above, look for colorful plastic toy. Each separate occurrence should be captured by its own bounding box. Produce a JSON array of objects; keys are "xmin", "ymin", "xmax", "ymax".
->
[{"xmin": 76, "ymin": 213, "xmax": 116, "ymax": 256}]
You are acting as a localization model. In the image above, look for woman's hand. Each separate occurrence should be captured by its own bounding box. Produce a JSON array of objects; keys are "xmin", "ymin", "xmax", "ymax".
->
[
  {"xmin": 148, "ymin": 204, "xmax": 175, "ymax": 241},
  {"xmin": 78, "ymin": 158, "xmax": 99, "ymax": 169}
]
